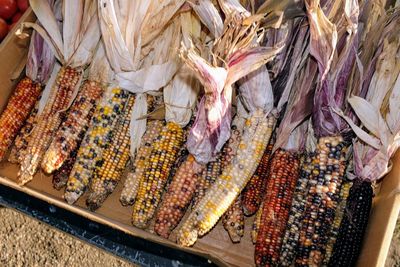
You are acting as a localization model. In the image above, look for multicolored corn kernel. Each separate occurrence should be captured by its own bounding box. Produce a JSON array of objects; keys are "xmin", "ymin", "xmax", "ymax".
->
[
  {"xmin": 18, "ymin": 67, "xmax": 82, "ymax": 185},
  {"xmin": 64, "ymin": 87, "xmax": 128, "ymax": 204},
  {"xmin": 222, "ymin": 195, "xmax": 245, "ymax": 243},
  {"xmin": 120, "ymin": 120, "xmax": 164, "ymax": 206},
  {"xmin": 8, "ymin": 98, "xmax": 40, "ymax": 164},
  {"xmin": 52, "ymin": 148, "xmax": 78, "ymax": 190},
  {"xmin": 252, "ymin": 202, "xmax": 263, "ymax": 244},
  {"xmin": 192, "ymin": 123, "xmax": 242, "ymax": 209},
  {"xmin": 323, "ymin": 179, "xmax": 352, "ymax": 265},
  {"xmin": 255, "ymin": 149, "xmax": 300, "ymax": 267},
  {"xmin": 242, "ymin": 142, "xmax": 274, "ymax": 216},
  {"xmin": 86, "ymin": 95, "xmax": 135, "ymax": 211},
  {"xmin": 154, "ymin": 155, "xmax": 205, "ymax": 238},
  {"xmin": 131, "ymin": 121, "xmax": 184, "ymax": 229},
  {"xmin": 279, "ymin": 153, "xmax": 314, "ymax": 266},
  {"xmin": 296, "ymin": 136, "xmax": 347, "ymax": 267},
  {"xmin": 328, "ymin": 181, "xmax": 373, "ymax": 267},
  {"xmin": 0, "ymin": 77, "xmax": 42, "ymax": 161},
  {"xmin": 177, "ymin": 111, "xmax": 276, "ymax": 247},
  {"xmin": 42, "ymin": 81, "xmax": 103, "ymax": 174}
]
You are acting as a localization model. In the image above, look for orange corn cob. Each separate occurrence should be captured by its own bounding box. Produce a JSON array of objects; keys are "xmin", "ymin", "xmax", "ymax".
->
[
  {"xmin": 255, "ymin": 149, "xmax": 300, "ymax": 266},
  {"xmin": 0, "ymin": 77, "xmax": 42, "ymax": 161},
  {"xmin": 222, "ymin": 195, "xmax": 245, "ymax": 243},
  {"xmin": 132, "ymin": 122, "xmax": 184, "ymax": 228},
  {"xmin": 252, "ymin": 202, "xmax": 263, "ymax": 243},
  {"xmin": 242, "ymin": 142, "xmax": 274, "ymax": 216},
  {"xmin": 42, "ymin": 81, "xmax": 103, "ymax": 174},
  {"xmin": 86, "ymin": 95, "xmax": 135, "ymax": 211},
  {"xmin": 120, "ymin": 120, "xmax": 164, "ymax": 206},
  {"xmin": 8, "ymin": 98, "xmax": 40, "ymax": 164},
  {"xmin": 52, "ymin": 148, "xmax": 78, "ymax": 190},
  {"xmin": 154, "ymin": 155, "xmax": 205, "ymax": 238},
  {"xmin": 18, "ymin": 67, "xmax": 82, "ymax": 185}
]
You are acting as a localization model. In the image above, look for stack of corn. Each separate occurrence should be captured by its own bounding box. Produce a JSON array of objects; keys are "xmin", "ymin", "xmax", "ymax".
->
[
  {"xmin": 86, "ymin": 94, "xmax": 135, "ymax": 210},
  {"xmin": 254, "ymin": 118, "xmax": 306, "ymax": 266},
  {"xmin": 120, "ymin": 119, "xmax": 164, "ymax": 206},
  {"xmin": 8, "ymin": 98, "xmax": 40, "ymax": 164},
  {"xmin": 154, "ymin": 155, "xmax": 205, "ymax": 238},
  {"xmin": 18, "ymin": 0, "xmax": 101, "ymax": 185},
  {"xmin": 241, "ymin": 142, "xmax": 274, "ymax": 216},
  {"xmin": 64, "ymin": 88, "xmax": 129, "ymax": 204}
]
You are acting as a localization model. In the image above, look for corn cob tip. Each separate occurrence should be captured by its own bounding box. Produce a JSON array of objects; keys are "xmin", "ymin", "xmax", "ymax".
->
[
  {"xmin": 41, "ymin": 150, "xmax": 60, "ymax": 174},
  {"xmin": 177, "ymin": 229, "xmax": 198, "ymax": 247},
  {"xmin": 86, "ymin": 182, "xmax": 116, "ymax": 211},
  {"xmin": 64, "ymin": 191, "xmax": 81, "ymax": 205},
  {"xmin": 120, "ymin": 196, "xmax": 134, "ymax": 207},
  {"xmin": 17, "ymin": 164, "xmax": 35, "ymax": 185},
  {"xmin": 53, "ymin": 180, "xmax": 66, "ymax": 191}
]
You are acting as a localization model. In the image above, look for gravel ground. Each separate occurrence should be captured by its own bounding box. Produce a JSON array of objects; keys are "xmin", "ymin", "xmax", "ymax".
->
[
  {"xmin": 1, "ymin": 205, "xmax": 399, "ymax": 266},
  {"xmin": 0, "ymin": 207, "xmax": 135, "ymax": 267}
]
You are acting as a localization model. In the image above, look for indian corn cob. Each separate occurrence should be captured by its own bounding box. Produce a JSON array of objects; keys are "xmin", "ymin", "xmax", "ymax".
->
[
  {"xmin": 86, "ymin": 94, "xmax": 135, "ymax": 211},
  {"xmin": 328, "ymin": 181, "xmax": 373, "ymax": 267},
  {"xmin": 177, "ymin": 111, "xmax": 276, "ymax": 246},
  {"xmin": 131, "ymin": 121, "xmax": 184, "ymax": 228},
  {"xmin": 18, "ymin": 67, "xmax": 82, "ymax": 185},
  {"xmin": 295, "ymin": 136, "xmax": 348, "ymax": 266},
  {"xmin": 120, "ymin": 120, "xmax": 164, "ymax": 206},
  {"xmin": 154, "ymin": 155, "xmax": 205, "ymax": 238},
  {"xmin": 242, "ymin": 142, "xmax": 274, "ymax": 216},
  {"xmin": 64, "ymin": 87, "xmax": 128, "ymax": 204},
  {"xmin": 222, "ymin": 195, "xmax": 245, "ymax": 243},
  {"xmin": 52, "ymin": 148, "xmax": 78, "ymax": 190},
  {"xmin": 255, "ymin": 149, "xmax": 300, "ymax": 267},
  {"xmin": 322, "ymin": 179, "xmax": 352, "ymax": 265},
  {"xmin": 279, "ymin": 153, "xmax": 315, "ymax": 266},
  {"xmin": 192, "ymin": 123, "xmax": 243, "ymax": 209},
  {"xmin": 252, "ymin": 202, "xmax": 263, "ymax": 243},
  {"xmin": 0, "ymin": 77, "xmax": 42, "ymax": 161},
  {"xmin": 8, "ymin": 99, "xmax": 40, "ymax": 164},
  {"xmin": 42, "ymin": 81, "xmax": 103, "ymax": 174}
]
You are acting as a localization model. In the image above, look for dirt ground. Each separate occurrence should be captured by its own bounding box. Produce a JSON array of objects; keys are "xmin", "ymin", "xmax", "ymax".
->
[
  {"xmin": 0, "ymin": 206, "xmax": 399, "ymax": 266},
  {"xmin": 0, "ymin": 207, "xmax": 135, "ymax": 267}
]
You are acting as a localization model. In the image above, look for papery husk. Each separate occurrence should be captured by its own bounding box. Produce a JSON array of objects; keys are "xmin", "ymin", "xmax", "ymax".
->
[
  {"xmin": 87, "ymin": 42, "xmax": 114, "ymax": 84},
  {"xmin": 308, "ymin": 0, "xmax": 361, "ymax": 138},
  {"xmin": 26, "ymin": 0, "xmax": 61, "ymax": 85},
  {"xmin": 257, "ymin": 0, "xmax": 305, "ymax": 28},
  {"xmin": 182, "ymin": 4, "xmax": 283, "ymax": 163},
  {"xmin": 164, "ymin": 12, "xmax": 201, "ymax": 127},
  {"xmin": 188, "ymin": 0, "xmax": 223, "ymax": 38}
]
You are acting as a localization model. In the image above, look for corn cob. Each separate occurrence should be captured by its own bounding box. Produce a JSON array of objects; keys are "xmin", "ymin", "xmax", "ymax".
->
[
  {"xmin": 255, "ymin": 149, "xmax": 300, "ymax": 267},
  {"xmin": 177, "ymin": 111, "xmax": 276, "ymax": 247},
  {"xmin": 52, "ymin": 148, "xmax": 78, "ymax": 190},
  {"xmin": 323, "ymin": 179, "xmax": 352, "ymax": 265},
  {"xmin": 64, "ymin": 88, "xmax": 128, "ymax": 204},
  {"xmin": 42, "ymin": 81, "xmax": 103, "ymax": 174},
  {"xmin": 222, "ymin": 195, "xmax": 245, "ymax": 243},
  {"xmin": 328, "ymin": 181, "xmax": 373, "ymax": 267},
  {"xmin": 86, "ymin": 95, "xmax": 135, "ymax": 211},
  {"xmin": 296, "ymin": 136, "xmax": 347, "ymax": 266},
  {"xmin": 154, "ymin": 155, "xmax": 205, "ymax": 238},
  {"xmin": 131, "ymin": 121, "xmax": 184, "ymax": 228},
  {"xmin": 192, "ymin": 123, "xmax": 243, "ymax": 209},
  {"xmin": 0, "ymin": 77, "xmax": 42, "ymax": 161},
  {"xmin": 8, "ymin": 98, "xmax": 40, "ymax": 164},
  {"xmin": 252, "ymin": 202, "xmax": 263, "ymax": 243},
  {"xmin": 120, "ymin": 120, "xmax": 164, "ymax": 206},
  {"xmin": 18, "ymin": 67, "xmax": 82, "ymax": 185},
  {"xmin": 242, "ymin": 142, "xmax": 274, "ymax": 216},
  {"xmin": 279, "ymin": 153, "xmax": 314, "ymax": 266}
]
